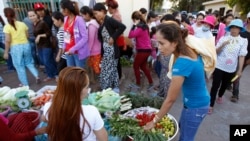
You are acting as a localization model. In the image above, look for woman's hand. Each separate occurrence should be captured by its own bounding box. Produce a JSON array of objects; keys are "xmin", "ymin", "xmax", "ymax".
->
[
  {"xmin": 236, "ymin": 71, "xmax": 242, "ymax": 78},
  {"xmin": 3, "ymin": 52, "xmax": 8, "ymax": 60},
  {"xmin": 35, "ymin": 126, "xmax": 47, "ymax": 135},
  {"xmin": 143, "ymin": 121, "xmax": 155, "ymax": 131},
  {"xmin": 222, "ymin": 40, "xmax": 230, "ymax": 47},
  {"xmin": 35, "ymin": 35, "xmax": 40, "ymax": 44},
  {"xmin": 109, "ymin": 37, "xmax": 114, "ymax": 46},
  {"xmin": 65, "ymin": 51, "xmax": 73, "ymax": 55},
  {"xmin": 55, "ymin": 56, "xmax": 61, "ymax": 63}
]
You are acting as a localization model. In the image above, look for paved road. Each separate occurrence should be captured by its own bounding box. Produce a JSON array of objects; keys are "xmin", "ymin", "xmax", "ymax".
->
[{"xmin": 1, "ymin": 65, "xmax": 250, "ymax": 141}]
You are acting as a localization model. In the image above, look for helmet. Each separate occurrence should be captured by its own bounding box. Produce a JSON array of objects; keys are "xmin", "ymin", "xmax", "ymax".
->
[{"xmin": 34, "ymin": 2, "xmax": 44, "ymax": 11}]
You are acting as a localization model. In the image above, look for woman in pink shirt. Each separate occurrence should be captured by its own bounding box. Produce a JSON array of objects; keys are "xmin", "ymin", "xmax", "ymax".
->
[
  {"xmin": 128, "ymin": 11, "xmax": 154, "ymax": 92},
  {"xmin": 80, "ymin": 6, "xmax": 101, "ymax": 76}
]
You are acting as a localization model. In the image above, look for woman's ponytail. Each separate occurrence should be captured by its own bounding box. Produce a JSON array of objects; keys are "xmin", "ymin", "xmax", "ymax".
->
[{"xmin": 4, "ymin": 8, "xmax": 17, "ymax": 30}]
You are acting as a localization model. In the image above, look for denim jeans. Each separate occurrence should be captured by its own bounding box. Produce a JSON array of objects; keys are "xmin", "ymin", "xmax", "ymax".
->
[
  {"xmin": 66, "ymin": 54, "xmax": 87, "ymax": 68},
  {"xmin": 10, "ymin": 43, "xmax": 38, "ymax": 85},
  {"xmin": 179, "ymin": 106, "xmax": 208, "ymax": 141},
  {"xmin": 29, "ymin": 39, "xmax": 40, "ymax": 66},
  {"xmin": 38, "ymin": 47, "xmax": 57, "ymax": 78}
]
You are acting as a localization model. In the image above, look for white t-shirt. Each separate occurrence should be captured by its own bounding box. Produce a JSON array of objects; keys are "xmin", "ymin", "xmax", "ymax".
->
[
  {"xmin": 216, "ymin": 35, "xmax": 248, "ymax": 73},
  {"xmin": 192, "ymin": 23, "xmax": 213, "ymax": 39},
  {"xmin": 43, "ymin": 102, "xmax": 104, "ymax": 141}
]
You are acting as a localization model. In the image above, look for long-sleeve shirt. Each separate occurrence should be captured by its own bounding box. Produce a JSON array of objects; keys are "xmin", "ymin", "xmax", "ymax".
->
[
  {"xmin": 87, "ymin": 19, "xmax": 101, "ymax": 56},
  {"xmin": 64, "ymin": 16, "xmax": 89, "ymax": 60},
  {"xmin": 33, "ymin": 20, "xmax": 52, "ymax": 48},
  {"xmin": 128, "ymin": 25, "xmax": 151, "ymax": 50}
]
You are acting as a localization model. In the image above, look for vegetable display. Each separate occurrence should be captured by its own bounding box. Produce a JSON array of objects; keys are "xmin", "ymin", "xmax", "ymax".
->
[
  {"xmin": 124, "ymin": 94, "xmax": 164, "ymax": 109},
  {"xmin": 32, "ymin": 94, "xmax": 52, "ymax": 107},
  {"xmin": 120, "ymin": 56, "xmax": 133, "ymax": 67},
  {"xmin": 0, "ymin": 86, "xmax": 36, "ymax": 112},
  {"xmin": 120, "ymin": 107, "xmax": 179, "ymax": 141},
  {"xmin": 108, "ymin": 114, "xmax": 167, "ymax": 141},
  {"xmin": 82, "ymin": 88, "xmax": 132, "ymax": 113}
]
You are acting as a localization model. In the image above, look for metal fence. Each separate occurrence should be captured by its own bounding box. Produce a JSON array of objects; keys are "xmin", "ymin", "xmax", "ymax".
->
[{"xmin": 6, "ymin": 0, "xmax": 61, "ymax": 21}]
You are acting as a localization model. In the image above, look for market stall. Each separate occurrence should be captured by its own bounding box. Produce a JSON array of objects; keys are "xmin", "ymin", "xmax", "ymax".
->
[{"xmin": 0, "ymin": 85, "xmax": 179, "ymax": 141}]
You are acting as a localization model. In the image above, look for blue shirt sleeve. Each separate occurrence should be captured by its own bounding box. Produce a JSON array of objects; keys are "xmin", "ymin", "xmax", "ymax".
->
[{"xmin": 172, "ymin": 57, "xmax": 194, "ymax": 77}]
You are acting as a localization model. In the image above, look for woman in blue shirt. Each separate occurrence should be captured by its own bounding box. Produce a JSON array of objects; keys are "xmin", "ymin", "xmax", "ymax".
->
[{"xmin": 144, "ymin": 22, "xmax": 210, "ymax": 141}]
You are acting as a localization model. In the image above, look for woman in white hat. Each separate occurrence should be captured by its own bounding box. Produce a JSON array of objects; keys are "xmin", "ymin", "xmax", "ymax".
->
[
  {"xmin": 209, "ymin": 19, "xmax": 248, "ymax": 114},
  {"xmin": 231, "ymin": 12, "xmax": 250, "ymax": 102}
]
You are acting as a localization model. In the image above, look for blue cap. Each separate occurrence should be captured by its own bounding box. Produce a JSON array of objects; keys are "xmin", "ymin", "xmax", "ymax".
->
[{"xmin": 225, "ymin": 19, "xmax": 245, "ymax": 32}]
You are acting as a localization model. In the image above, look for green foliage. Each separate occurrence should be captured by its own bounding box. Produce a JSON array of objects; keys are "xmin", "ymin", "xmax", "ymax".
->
[
  {"xmin": 169, "ymin": 0, "xmax": 210, "ymax": 12},
  {"xmin": 120, "ymin": 56, "xmax": 133, "ymax": 67},
  {"xmin": 108, "ymin": 114, "xmax": 167, "ymax": 141},
  {"xmin": 150, "ymin": 0, "xmax": 164, "ymax": 11},
  {"xmin": 227, "ymin": 0, "xmax": 250, "ymax": 15},
  {"xmin": 124, "ymin": 94, "xmax": 164, "ymax": 109}
]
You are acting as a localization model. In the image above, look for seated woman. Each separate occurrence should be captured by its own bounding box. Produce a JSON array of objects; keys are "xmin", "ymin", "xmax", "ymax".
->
[{"xmin": 42, "ymin": 67, "xmax": 108, "ymax": 141}]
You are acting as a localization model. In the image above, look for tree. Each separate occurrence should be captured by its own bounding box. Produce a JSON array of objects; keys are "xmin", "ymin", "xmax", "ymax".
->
[
  {"xmin": 227, "ymin": 0, "xmax": 250, "ymax": 15},
  {"xmin": 169, "ymin": 0, "xmax": 209, "ymax": 12},
  {"xmin": 150, "ymin": 0, "xmax": 164, "ymax": 11}
]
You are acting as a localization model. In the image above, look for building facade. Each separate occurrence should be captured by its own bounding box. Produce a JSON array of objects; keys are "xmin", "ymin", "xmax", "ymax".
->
[{"xmin": 202, "ymin": 0, "xmax": 240, "ymax": 17}]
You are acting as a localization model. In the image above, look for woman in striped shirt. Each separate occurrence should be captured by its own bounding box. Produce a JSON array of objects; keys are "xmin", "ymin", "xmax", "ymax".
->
[{"xmin": 52, "ymin": 12, "xmax": 67, "ymax": 74}]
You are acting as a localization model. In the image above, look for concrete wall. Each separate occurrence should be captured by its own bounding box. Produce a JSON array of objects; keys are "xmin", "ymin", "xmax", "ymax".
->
[
  {"xmin": 203, "ymin": 0, "xmax": 240, "ymax": 17},
  {"xmin": 0, "ymin": 0, "xmax": 9, "ymax": 24}
]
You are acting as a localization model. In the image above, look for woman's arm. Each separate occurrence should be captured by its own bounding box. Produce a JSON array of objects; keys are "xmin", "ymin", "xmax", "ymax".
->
[
  {"xmin": 88, "ymin": 24, "xmax": 97, "ymax": 52},
  {"xmin": 237, "ymin": 56, "xmax": 245, "ymax": 77},
  {"xmin": 216, "ymin": 41, "xmax": 230, "ymax": 53},
  {"xmin": 3, "ymin": 33, "xmax": 11, "ymax": 59},
  {"xmin": 144, "ymin": 76, "xmax": 184, "ymax": 130},
  {"xmin": 108, "ymin": 17, "xmax": 126, "ymax": 41},
  {"xmin": 93, "ymin": 127, "xmax": 108, "ymax": 141},
  {"xmin": 56, "ymin": 48, "xmax": 63, "ymax": 62}
]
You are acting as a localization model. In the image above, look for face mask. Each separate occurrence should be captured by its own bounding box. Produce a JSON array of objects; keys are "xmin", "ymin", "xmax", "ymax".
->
[{"xmin": 202, "ymin": 25, "xmax": 210, "ymax": 32}]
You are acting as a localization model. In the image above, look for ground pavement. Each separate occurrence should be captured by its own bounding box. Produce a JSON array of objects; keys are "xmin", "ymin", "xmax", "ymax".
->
[{"xmin": 0, "ymin": 64, "xmax": 250, "ymax": 141}]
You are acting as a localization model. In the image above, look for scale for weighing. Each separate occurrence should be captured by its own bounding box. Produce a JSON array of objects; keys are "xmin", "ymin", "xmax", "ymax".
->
[{"xmin": 15, "ymin": 91, "xmax": 31, "ymax": 109}]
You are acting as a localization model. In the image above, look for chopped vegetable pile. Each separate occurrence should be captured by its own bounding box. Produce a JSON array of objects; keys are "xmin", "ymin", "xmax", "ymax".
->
[
  {"xmin": 83, "ymin": 88, "xmax": 127, "ymax": 113},
  {"xmin": 0, "ymin": 86, "xmax": 36, "ymax": 112},
  {"xmin": 108, "ymin": 114, "xmax": 167, "ymax": 141}
]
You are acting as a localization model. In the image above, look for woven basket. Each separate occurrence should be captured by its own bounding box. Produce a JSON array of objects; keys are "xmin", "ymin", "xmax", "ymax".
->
[{"xmin": 8, "ymin": 111, "xmax": 40, "ymax": 133}]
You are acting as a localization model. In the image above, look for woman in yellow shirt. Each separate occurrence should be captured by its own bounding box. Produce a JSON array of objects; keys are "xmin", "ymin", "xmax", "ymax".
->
[{"xmin": 3, "ymin": 8, "xmax": 40, "ymax": 86}]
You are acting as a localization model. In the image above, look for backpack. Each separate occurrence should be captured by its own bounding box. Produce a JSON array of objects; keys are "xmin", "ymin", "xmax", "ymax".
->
[{"xmin": 8, "ymin": 111, "xmax": 40, "ymax": 134}]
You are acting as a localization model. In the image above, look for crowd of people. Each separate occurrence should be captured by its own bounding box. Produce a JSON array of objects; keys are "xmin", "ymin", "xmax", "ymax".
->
[{"xmin": 0, "ymin": 0, "xmax": 250, "ymax": 140}]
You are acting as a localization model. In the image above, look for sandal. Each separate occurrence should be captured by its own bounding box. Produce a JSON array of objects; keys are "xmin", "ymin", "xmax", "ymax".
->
[{"xmin": 208, "ymin": 107, "xmax": 213, "ymax": 114}]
